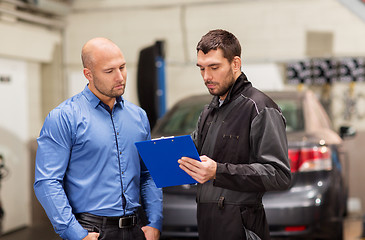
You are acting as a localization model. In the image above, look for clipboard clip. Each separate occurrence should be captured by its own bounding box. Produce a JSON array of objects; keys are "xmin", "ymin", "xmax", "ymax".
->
[{"xmin": 151, "ymin": 136, "xmax": 175, "ymax": 140}]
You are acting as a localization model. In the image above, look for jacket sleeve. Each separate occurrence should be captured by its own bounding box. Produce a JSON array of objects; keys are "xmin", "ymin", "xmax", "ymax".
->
[
  {"xmin": 191, "ymin": 104, "xmax": 210, "ymax": 149},
  {"xmin": 191, "ymin": 113, "xmax": 202, "ymax": 148},
  {"xmin": 214, "ymin": 108, "xmax": 291, "ymax": 192}
]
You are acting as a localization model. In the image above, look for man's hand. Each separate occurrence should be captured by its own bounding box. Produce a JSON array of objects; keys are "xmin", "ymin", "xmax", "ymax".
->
[
  {"xmin": 178, "ymin": 155, "xmax": 217, "ymax": 183},
  {"xmin": 141, "ymin": 226, "xmax": 160, "ymax": 240},
  {"xmin": 82, "ymin": 232, "xmax": 99, "ymax": 240}
]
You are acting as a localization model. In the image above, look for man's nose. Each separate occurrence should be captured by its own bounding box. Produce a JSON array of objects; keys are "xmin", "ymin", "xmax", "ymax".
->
[
  {"xmin": 116, "ymin": 69, "xmax": 125, "ymax": 80},
  {"xmin": 203, "ymin": 70, "xmax": 212, "ymax": 81}
]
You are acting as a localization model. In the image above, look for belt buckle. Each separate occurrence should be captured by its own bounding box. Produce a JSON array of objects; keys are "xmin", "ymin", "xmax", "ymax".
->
[
  {"xmin": 119, "ymin": 217, "xmax": 127, "ymax": 228},
  {"xmin": 118, "ymin": 216, "xmax": 135, "ymax": 229}
]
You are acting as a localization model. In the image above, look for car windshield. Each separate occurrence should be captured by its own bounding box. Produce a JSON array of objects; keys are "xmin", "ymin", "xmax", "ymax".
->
[
  {"xmin": 154, "ymin": 96, "xmax": 304, "ymax": 136},
  {"xmin": 156, "ymin": 101, "xmax": 206, "ymax": 135},
  {"xmin": 275, "ymin": 100, "xmax": 304, "ymax": 132}
]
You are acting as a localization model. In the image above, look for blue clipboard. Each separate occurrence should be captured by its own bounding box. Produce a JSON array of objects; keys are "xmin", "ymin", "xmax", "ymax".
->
[{"xmin": 135, "ymin": 135, "xmax": 200, "ymax": 188}]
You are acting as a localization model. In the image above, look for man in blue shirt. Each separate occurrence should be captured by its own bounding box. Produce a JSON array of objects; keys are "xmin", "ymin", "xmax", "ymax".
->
[{"xmin": 34, "ymin": 37, "xmax": 163, "ymax": 240}]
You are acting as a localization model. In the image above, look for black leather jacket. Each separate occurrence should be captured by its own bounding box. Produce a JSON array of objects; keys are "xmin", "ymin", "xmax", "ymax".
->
[{"xmin": 192, "ymin": 73, "xmax": 291, "ymax": 240}]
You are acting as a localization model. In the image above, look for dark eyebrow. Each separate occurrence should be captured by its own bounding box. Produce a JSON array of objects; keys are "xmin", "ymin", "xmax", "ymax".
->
[{"xmin": 196, "ymin": 63, "xmax": 220, "ymax": 68}]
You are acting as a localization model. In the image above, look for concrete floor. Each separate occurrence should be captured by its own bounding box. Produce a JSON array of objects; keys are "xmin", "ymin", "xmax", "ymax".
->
[
  {"xmin": 0, "ymin": 215, "xmax": 363, "ymax": 240},
  {"xmin": 344, "ymin": 215, "xmax": 363, "ymax": 240},
  {"xmin": 0, "ymin": 221, "xmax": 60, "ymax": 240}
]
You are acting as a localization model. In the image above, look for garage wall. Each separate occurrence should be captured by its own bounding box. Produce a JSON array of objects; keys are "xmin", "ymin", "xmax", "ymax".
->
[
  {"xmin": 0, "ymin": 57, "xmax": 31, "ymax": 233},
  {"xmin": 0, "ymin": 20, "xmax": 62, "ymax": 233},
  {"xmin": 65, "ymin": 0, "xmax": 365, "ymax": 107}
]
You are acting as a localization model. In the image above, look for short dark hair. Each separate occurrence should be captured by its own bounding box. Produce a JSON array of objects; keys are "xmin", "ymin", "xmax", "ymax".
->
[{"xmin": 196, "ymin": 29, "xmax": 241, "ymax": 63}]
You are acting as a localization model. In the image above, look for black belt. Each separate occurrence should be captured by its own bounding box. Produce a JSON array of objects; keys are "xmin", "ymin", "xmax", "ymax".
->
[{"xmin": 76, "ymin": 212, "xmax": 138, "ymax": 229}]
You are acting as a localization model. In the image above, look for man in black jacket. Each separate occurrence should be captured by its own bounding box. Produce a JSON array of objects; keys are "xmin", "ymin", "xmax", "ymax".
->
[{"xmin": 178, "ymin": 29, "xmax": 291, "ymax": 240}]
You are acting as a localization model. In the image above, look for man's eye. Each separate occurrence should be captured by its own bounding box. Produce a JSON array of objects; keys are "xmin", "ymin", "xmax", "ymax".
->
[
  {"xmin": 200, "ymin": 68, "xmax": 205, "ymax": 71},
  {"xmin": 211, "ymin": 67, "xmax": 218, "ymax": 70}
]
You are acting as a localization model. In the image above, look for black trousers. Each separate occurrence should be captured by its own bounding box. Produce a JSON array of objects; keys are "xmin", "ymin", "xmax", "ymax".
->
[
  {"xmin": 197, "ymin": 203, "xmax": 269, "ymax": 240},
  {"xmin": 76, "ymin": 212, "xmax": 146, "ymax": 240}
]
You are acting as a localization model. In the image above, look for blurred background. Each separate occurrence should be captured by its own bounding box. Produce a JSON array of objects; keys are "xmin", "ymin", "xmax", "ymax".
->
[{"xmin": 0, "ymin": 0, "xmax": 365, "ymax": 239}]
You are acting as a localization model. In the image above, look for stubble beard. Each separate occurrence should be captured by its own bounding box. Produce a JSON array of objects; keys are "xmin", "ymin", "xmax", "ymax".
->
[
  {"xmin": 208, "ymin": 70, "xmax": 235, "ymax": 98},
  {"xmin": 94, "ymin": 80, "xmax": 125, "ymax": 99}
]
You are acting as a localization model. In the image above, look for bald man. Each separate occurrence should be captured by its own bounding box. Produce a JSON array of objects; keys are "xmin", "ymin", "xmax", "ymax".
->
[{"xmin": 34, "ymin": 38, "xmax": 163, "ymax": 240}]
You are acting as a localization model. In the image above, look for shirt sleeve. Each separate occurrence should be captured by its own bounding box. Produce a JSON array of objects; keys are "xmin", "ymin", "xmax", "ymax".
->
[
  {"xmin": 139, "ymin": 111, "xmax": 163, "ymax": 231},
  {"xmin": 214, "ymin": 108, "xmax": 292, "ymax": 192},
  {"xmin": 34, "ymin": 110, "xmax": 88, "ymax": 240}
]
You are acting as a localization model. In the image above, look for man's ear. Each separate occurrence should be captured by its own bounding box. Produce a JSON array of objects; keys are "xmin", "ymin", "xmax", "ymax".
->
[
  {"xmin": 83, "ymin": 68, "xmax": 92, "ymax": 81},
  {"xmin": 232, "ymin": 56, "xmax": 242, "ymax": 72}
]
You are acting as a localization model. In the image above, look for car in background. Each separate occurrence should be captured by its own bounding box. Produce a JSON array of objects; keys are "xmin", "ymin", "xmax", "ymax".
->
[{"xmin": 152, "ymin": 90, "xmax": 355, "ymax": 240}]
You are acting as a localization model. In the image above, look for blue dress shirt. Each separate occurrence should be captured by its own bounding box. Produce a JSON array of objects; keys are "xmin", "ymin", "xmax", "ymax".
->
[{"xmin": 34, "ymin": 85, "xmax": 163, "ymax": 240}]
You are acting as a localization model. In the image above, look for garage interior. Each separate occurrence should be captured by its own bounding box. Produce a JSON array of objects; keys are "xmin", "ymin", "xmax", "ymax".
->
[{"xmin": 1, "ymin": 0, "xmax": 365, "ymax": 239}]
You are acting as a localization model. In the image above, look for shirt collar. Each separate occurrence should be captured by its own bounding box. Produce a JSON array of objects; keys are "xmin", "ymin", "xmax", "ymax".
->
[{"xmin": 82, "ymin": 84, "xmax": 125, "ymax": 109}]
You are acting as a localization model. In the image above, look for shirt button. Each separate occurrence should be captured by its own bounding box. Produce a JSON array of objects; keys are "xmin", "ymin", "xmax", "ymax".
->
[
  {"xmin": 117, "ymin": 132, "xmax": 119, "ymax": 135},
  {"xmin": 119, "ymin": 151, "xmax": 122, "ymax": 155},
  {"xmin": 122, "ymin": 171, "xmax": 124, "ymax": 175}
]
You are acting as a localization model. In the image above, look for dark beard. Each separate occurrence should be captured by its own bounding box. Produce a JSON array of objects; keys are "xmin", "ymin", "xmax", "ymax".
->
[{"xmin": 211, "ymin": 81, "xmax": 234, "ymax": 98}]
